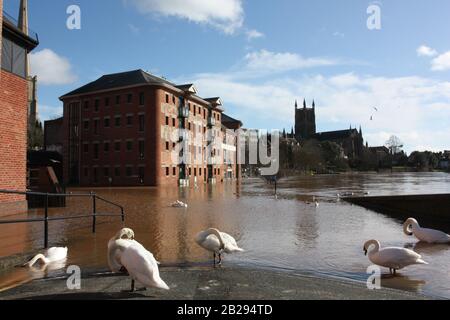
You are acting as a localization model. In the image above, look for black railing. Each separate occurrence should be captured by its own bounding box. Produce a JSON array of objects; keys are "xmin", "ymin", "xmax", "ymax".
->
[
  {"xmin": 2, "ymin": 11, "xmax": 39, "ymax": 43},
  {"xmin": 0, "ymin": 189, "xmax": 125, "ymax": 248}
]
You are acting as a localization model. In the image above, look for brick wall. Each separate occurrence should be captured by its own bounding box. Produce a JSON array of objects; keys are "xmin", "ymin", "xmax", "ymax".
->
[{"xmin": 0, "ymin": 70, "xmax": 29, "ymax": 215}]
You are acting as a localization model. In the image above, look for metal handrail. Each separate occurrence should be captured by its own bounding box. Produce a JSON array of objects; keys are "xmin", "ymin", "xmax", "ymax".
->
[{"xmin": 0, "ymin": 189, "xmax": 125, "ymax": 248}]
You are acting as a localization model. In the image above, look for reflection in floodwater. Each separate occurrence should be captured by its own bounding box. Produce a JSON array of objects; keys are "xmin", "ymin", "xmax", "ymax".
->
[{"xmin": 0, "ymin": 173, "xmax": 449, "ymax": 298}]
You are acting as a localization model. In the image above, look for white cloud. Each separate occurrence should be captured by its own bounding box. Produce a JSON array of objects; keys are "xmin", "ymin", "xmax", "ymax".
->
[
  {"xmin": 30, "ymin": 49, "xmax": 77, "ymax": 85},
  {"xmin": 242, "ymin": 50, "xmax": 338, "ymax": 74},
  {"xmin": 128, "ymin": 23, "xmax": 140, "ymax": 35},
  {"xmin": 431, "ymin": 51, "xmax": 450, "ymax": 71},
  {"xmin": 417, "ymin": 45, "xmax": 438, "ymax": 57},
  {"xmin": 126, "ymin": 0, "xmax": 244, "ymax": 34},
  {"xmin": 179, "ymin": 59, "xmax": 450, "ymax": 153},
  {"xmin": 246, "ymin": 29, "xmax": 264, "ymax": 40}
]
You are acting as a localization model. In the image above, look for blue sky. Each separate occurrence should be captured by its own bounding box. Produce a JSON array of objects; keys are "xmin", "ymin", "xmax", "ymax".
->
[{"xmin": 4, "ymin": 0, "xmax": 450, "ymax": 153}]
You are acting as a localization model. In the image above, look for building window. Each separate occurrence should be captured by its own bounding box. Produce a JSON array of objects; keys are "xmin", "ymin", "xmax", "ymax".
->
[
  {"xmin": 114, "ymin": 141, "xmax": 121, "ymax": 152},
  {"xmin": 126, "ymin": 140, "xmax": 133, "ymax": 152},
  {"xmin": 166, "ymin": 167, "xmax": 170, "ymax": 176},
  {"xmin": 172, "ymin": 95, "xmax": 176, "ymax": 104},
  {"xmin": 94, "ymin": 120, "xmax": 99, "ymax": 135},
  {"xmin": 194, "ymin": 168, "xmax": 197, "ymax": 176},
  {"xmin": 84, "ymin": 167, "xmax": 89, "ymax": 177},
  {"xmin": 173, "ymin": 167, "xmax": 176, "ymax": 176},
  {"xmin": 114, "ymin": 167, "xmax": 121, "ymax": 177},
  {"xmin": 104, "ymin": 142, "xmax": 110, "ymax": 152},
  {"xmin": 165, "ymin": 116, "xmax": 169, "ymax": 126},
  {"xmin": 116, "ymin": 95, "xmax": 121, "ymax": 105},
  {"xmin": 115, "ymin": 116, "xmax": 121, "ymax": 127},
  {"xmin": 172, "ymin": 118, "xmax": 176, "ymax": 127},
  {"xmin": 127, "ymin": 115, "xmax": 133, "ymax": 126},
  {"xmin": 104, "ymin": 117, "xmax": 110, "ymax": 128},
  {"xmin": 138, "ymin": 167, "xmax": 145, "ymax": 184},
  {"xmin": 203, "ymin": 109, "xmax": 206, "ymax": 119},
  {"xmin": 165, "ymin": 94, "xmax": 169, "ymax": 103},
  {"xmin": 139, "ymin": 140, "xmax": 145, "ymax": 159},
  {"xmin": 93, "ymin": 168, "xmax": 98, "ymax": 183},
  {"xmin": 83, "ymin": 120, "xmax": 89, "ymax": 130},
  {"xmin": 83, "ymin": 143, "xmax": 89, "ymax": 153},
  {"xmin": 218, "ymin": 169, "xmax": 221, "ymax": 176},
  {"xmin": 193, "ymin": 105, "xmax": 196, "ymax": 116},
  {"xmin": 139, "ymin": 92, "xmax": 145, "ymax": 106},
  {"xmin": 104, "ymin": 167, "xmax": 110, "ymax": 177},
  {"xmin": 189, "ymin": 168, "xmax": 192, "ymax": 175},
  {"xmin": 127, "ymin": 94, "xmax": 133, "ymax": 104},
  {"xmin": 105, "ymin": 97, "xmax": 110, "ymax": 107},
  {"xmin": 139, "ymin": 115, "xmax": 145, "ymax": 131},
  {"xmin": 94, "ymin": 99, "xmax": 100, "ymax": 112},
  {"xmin": 94, "ymin": 143, "xmax": 99, "ymax": 159},
  {"xmin": 126, "ymin": 166, "xmax": 133, "ymax": 177},
  {"xmin": 84, "ymin": 101, "xmax": 89, "ymax": 110},
  {"xmin": 199, "ymin": 168, "xmax": 202, "ymax": 176},
  {"xmin": 188, "ymin": 122, "xmax": 191, "ymax": 131},
  {"xmin": 1, "ymin": 37, "xmax": 26, "ymax": 77},
  {"xmin": 165, "ymin": 141, "xmax": 169, "ymax": 150}
]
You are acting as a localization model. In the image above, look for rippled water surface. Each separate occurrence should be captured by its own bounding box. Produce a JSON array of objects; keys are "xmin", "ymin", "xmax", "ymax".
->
[{"xmin": 0, "ymin": 172, "xmax": 449, "ymax": 298}]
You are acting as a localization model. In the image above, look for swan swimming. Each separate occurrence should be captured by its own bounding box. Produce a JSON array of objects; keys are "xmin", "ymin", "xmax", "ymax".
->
[
  {"xmin": 108, "ymin": 228, "xmax": 169, "ymax": 291},
  {"xmin": 363, "ymin": 239, "xmax": 428, "ymax": 275},
  {"xmin": 403, "ymin": 218, "xmax": 450, "ymax": 244},
  {"xmin": 195, "ymin": 228, "xmax": 244, "ymax": 265},
  {"xmin": 24, "ymin": 247, "xmax": 68, "ymax": 267}
]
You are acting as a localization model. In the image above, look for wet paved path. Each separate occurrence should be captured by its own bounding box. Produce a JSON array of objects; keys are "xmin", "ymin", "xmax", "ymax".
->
[{"xmin": 0, "ymin": 267, "xmax": 428, "ymax": 300}]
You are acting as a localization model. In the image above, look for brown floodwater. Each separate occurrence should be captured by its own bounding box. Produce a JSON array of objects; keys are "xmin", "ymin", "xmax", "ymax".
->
[{"xmin": 0, "ymin": 172, "xmax": 449, "ymax": 298}]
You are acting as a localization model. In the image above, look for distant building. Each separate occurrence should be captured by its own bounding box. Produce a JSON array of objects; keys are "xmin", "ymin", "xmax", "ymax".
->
[
  {"xmin": 59, "ymin": 69, "xmax": 242, "ymax": 187},
  {"xmin": 293, "ymin": 99, "xmax": 364, "ymax": 160},
  {"xmin": 0, "ymin": 2, "xmax": 39, "ymax": 215},
  {"xmin": 44, "ymin": 117, "xmax": 63, "ymax": 154}
]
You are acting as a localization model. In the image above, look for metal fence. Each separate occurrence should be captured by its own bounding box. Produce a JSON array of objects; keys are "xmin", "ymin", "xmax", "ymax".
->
[{"xmin": 0, "ymin": 189, "xmax": 125, "ymax": 248}]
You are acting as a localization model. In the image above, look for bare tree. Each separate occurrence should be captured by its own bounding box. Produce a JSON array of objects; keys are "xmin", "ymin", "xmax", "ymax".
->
[{"xmin": 385, "ymin": 135, "xmax": 403, "ymax": 154}]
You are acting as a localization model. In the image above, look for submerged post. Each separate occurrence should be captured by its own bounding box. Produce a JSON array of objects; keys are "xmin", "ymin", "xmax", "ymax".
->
[
  {"xmin": 121, "ymin": 207, "xmax": 125, "ymax": 223},
  {"xmin": 44, "ymin": 193, "xmax": 49, "ymax": 248}
]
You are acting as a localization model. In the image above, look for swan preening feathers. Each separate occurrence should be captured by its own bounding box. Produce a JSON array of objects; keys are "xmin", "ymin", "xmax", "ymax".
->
[
  {"xmin": 403, "ymin": 218, "xmax": 450, "ymax": 244},
  {"xmin": 24, "ymin": 247, "xmax": 68, "ymax": 268},
  {"xmin": 108, "ymin": 228, "xmax": 169, "ymax": 291},
  {"xmin": 363, "ymin": 240, "xmax": 428, "ymax": 275},
  {"xmin": 195, "ymin": 228, "xmax": 244, "ymax": 265}
]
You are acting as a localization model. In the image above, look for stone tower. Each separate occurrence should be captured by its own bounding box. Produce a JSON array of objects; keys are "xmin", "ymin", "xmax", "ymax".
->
[{"xmin": 295, "ymin": 99, "xmax": 316, "ymax": 141}]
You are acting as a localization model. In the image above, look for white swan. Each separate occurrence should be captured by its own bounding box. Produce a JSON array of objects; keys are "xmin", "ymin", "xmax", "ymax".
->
[
  {"xmin": 195, "ymin": 228, "xmax": 244, "ymax": 265},
  {"xmin": 363, "ymin": 240, "xmax": 428, "ymax": 275},
  {"xmin": 108, "ymin": 228, "xmax": 169, "ymax": 291},
  {"xmin": 403, "ymin": 218, "xmax": 450, "ymax": 244},
  {"xmin": 24, "ymin": 247, "xmax": 68, "ymax": 267}
]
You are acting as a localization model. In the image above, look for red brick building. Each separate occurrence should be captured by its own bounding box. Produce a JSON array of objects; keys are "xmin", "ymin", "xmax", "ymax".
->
[
  {"xmin": 60, "ymin": 69, "xmax": 242, "ymax": 187},
  {"xmin": 0, "ymin": 4, "xmax": 39, "ymax": 216}
]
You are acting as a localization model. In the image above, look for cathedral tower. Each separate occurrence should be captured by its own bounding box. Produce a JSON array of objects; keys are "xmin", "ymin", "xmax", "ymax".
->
[{"xmin": 295, "ymin": 99, "xmax": 316, "ymax": 141}]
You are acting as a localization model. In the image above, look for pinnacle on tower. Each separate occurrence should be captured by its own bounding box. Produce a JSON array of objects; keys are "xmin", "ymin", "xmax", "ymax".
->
[
  {"xmin": 303, "ymin": 99, "xmax": 306, "ymax": 109},
  {"xmin": 312, "ymin": 100, "xmax": 315, "ymax": 109},
  {"xmin": 295, "ymin": 100, "xmax": 298, "ymax": 109},
  {"xmin": 18, "ymin": 0, "xmax": 29, "ymax": 35}
]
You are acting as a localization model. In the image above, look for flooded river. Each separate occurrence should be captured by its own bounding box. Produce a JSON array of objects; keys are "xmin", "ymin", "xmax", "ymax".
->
[{"xmin": 0, "ymin": 172, "xmax": 449, "ymax": 298}]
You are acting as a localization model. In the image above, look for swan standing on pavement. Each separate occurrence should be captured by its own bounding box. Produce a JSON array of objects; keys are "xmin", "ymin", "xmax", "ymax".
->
[
  {"xmin": 403, "ymin": 218, "xmax": 450, "ymax": 244},
  {"xmin": 195, "ymin": 228, "xmax": 244, "ymax": 265},
  {"xmin": 108, "ymin": 228, "xmax": 169, "ymax": 291},
  {"xmin": 363, "ymin": 240, "xmax": 428, "ymax": 275},
  {"xmin": 24, "ymin": 247, "xmax": 68, "ymax": 267}
]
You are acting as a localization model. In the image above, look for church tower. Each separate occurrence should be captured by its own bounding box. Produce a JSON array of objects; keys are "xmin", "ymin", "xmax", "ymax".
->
[{"xmin": 295, "ymin": 99, "xmax": 316, "ymax": 141}]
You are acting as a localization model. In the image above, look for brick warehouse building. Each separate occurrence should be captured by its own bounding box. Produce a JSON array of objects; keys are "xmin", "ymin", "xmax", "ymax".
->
[
  {"xmin": 60, "ymin": 69, "xmax": 242, "ymax": 187},
  {"xmin": 0, "ymin": 2, "xmax": 39, "ymax": 215}
]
